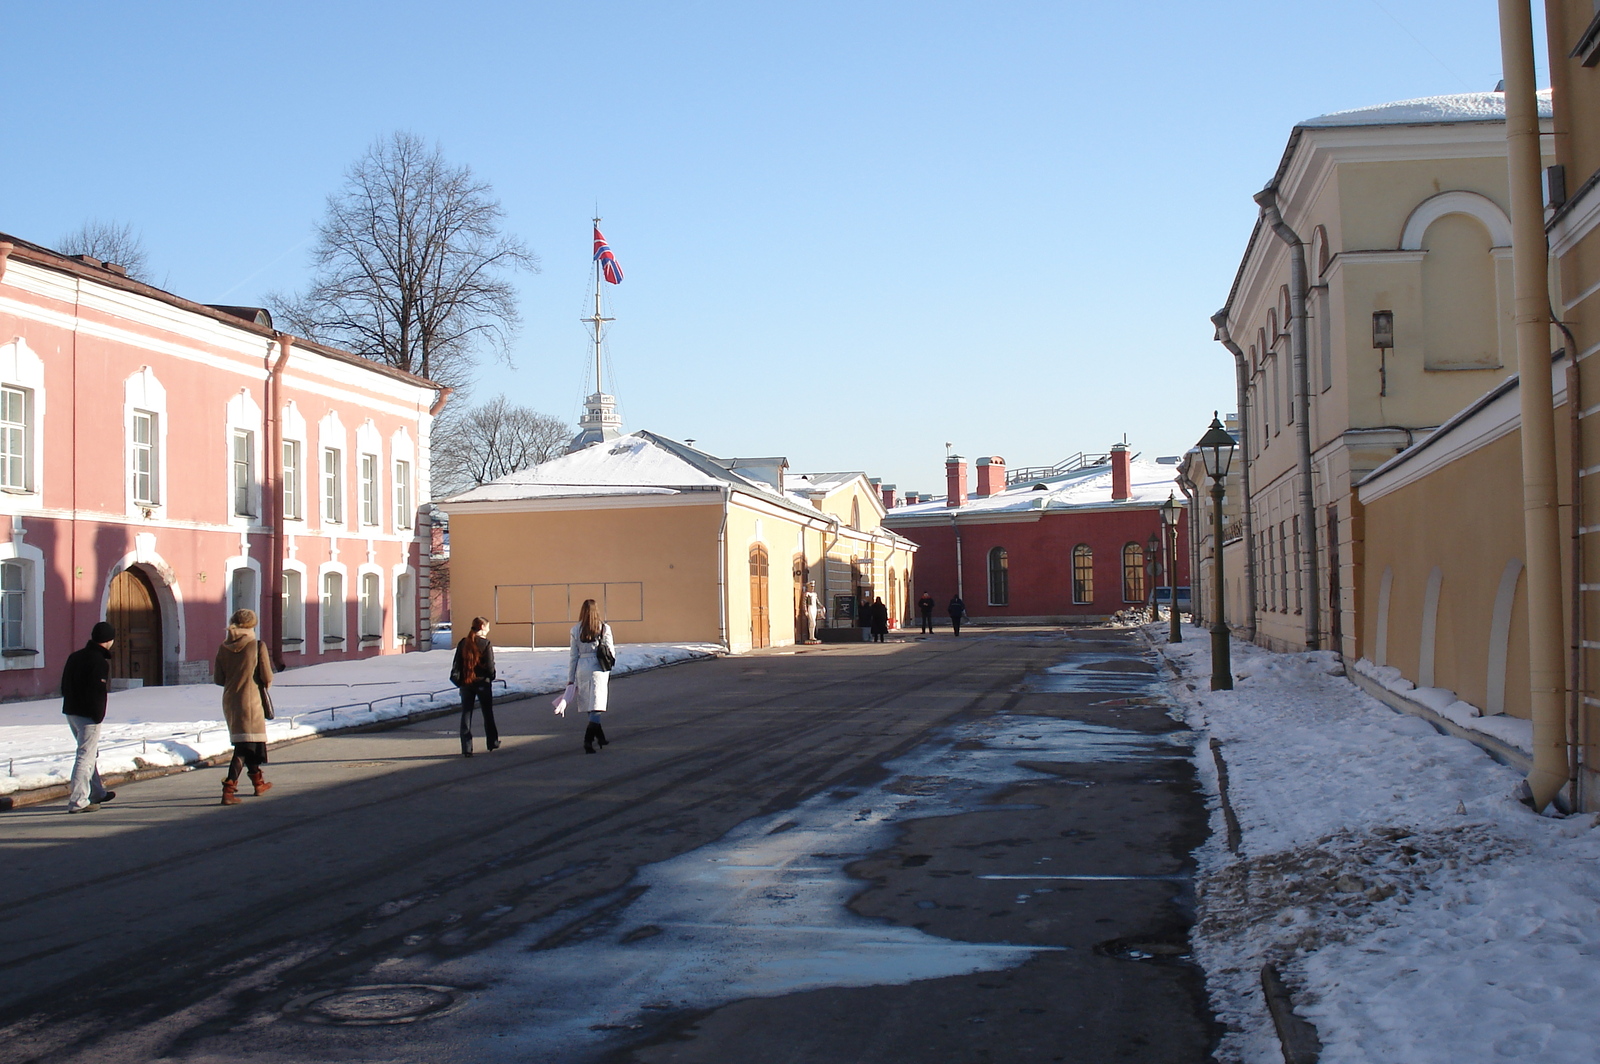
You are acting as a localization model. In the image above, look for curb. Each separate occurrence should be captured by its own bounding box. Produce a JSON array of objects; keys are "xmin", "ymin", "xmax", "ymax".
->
[
  {"xmin": 1, "ymin": 650, "xmax": 722, "ymax": 812},
  {"xmin": 1261, "ymin": 964, "xmax": 1322, "ymax": 1063}
]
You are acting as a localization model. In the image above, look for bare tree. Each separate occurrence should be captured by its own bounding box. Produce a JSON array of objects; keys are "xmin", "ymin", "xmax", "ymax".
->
[
  {"xmin": 431, "ymin": 396, "xmax": 572, "ymax": 497},
  {"xmin": 57, "ymin": 219, "xmax": 150, "ymax": 279},
  {"xmin": 271, "ymin": 131, "xmax": 537, "ymax": 389}
]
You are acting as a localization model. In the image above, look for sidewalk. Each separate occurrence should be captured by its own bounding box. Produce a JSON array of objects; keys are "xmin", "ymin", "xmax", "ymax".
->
[
  {"xmin": 1, "ymin": 641, "xmax": 720, "ymax": 805},
  {"xmin": 1148, "ymin": 622, "xmax": 1600, "ymax": 1063}
]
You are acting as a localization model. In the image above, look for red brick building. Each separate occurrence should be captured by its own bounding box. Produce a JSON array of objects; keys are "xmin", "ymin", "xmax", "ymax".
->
[{"xmin": 882, "ymin": 445, "xmax": 1189, "ymax": 624}]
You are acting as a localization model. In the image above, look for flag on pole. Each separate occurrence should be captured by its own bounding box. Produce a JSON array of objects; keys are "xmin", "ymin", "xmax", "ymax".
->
[{"xmin": 593, "ymin": 226, "xmax": 624, "ymax": 285}]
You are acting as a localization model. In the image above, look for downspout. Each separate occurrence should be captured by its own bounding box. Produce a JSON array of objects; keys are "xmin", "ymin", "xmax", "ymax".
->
[
  {"xmin": 950, "ymin": 512, "xmax": 964, "ymax": 600},
  {"xmin": 0, "ymin": 243, "xmax": 12, "ymax": 285},
  {"xmin": 1500, "ymin": 0, "xmax": 1567, "ymax": 811},
  {"xmin": 1254, "ymin": 188, "xmax": 1321, "ymax": 649},
  {"xmin": 429, "ymin": 386, "xmax": 454, "ymax": 418},
  {"xmin": 820, "ymin": 512, "xmax": 840, "ymax": 630},
  {"xmin": 266, "ymin": 335, "xmax": 292, "ymax": 668},
  {"xmin": 1211, "ymin": 311, "xmax": 1259, "ymax": 640},
  {"xmin": 716, "ymin": 486, "xmax": 730, "ymax": 650}
]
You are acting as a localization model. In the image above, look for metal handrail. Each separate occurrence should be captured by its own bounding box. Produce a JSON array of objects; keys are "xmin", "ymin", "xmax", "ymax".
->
[{"xmin": 1004, "ymin": 451, "xmax": 1112, "ymax": 486}]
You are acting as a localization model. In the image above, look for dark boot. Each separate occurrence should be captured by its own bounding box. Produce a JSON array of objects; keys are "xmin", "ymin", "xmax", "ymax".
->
[
  {"xmin": 583, "ymin": 723, "xmax": 598, "ymax": 754},
  {"xmin": 594, "ymin": 723, "xmax": 609, "ymax": 748},
  {"xmin": 220, "ymin": 779, "xmax": 242, "ymax": 806},
  {"xmin": 248, "ymin": 769, "xmax": 273, "ymax": 796}
]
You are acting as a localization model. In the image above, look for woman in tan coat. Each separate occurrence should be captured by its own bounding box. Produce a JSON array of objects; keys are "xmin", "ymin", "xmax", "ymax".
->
[{"xmin": 213, "ymin": 608, "xmax": 275, "ymax": 805}]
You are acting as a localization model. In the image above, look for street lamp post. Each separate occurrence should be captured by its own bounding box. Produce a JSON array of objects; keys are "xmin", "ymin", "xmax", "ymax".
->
[
  {"xmin": 1161, "ymin": 492, "xmax": 1182, "ymax": 644},
  {"xmin": 1196, "ymin": 413, "xmax": 1238, "ymax": 691}
]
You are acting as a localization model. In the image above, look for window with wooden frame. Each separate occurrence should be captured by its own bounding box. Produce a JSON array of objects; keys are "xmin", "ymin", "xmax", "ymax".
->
[
  {"xmin": 987, "ymin": 547, "xmax": 1009, "ymax": 606},
  {"xmin": 1122, "ymin": 543, "xmax": 1146, "ymax": 603},
  {"xmin": 1072, "ymin": 544, "xmax": 1094, "ymax": 604}
]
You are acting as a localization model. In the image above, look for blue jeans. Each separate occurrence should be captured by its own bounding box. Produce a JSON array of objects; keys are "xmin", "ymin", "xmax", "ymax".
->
[{"xmin": 66, "ymin": 715, "xmax": 107, "ymax": 810}]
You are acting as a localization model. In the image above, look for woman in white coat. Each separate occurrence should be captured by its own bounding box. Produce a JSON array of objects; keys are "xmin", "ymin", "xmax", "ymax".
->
[{"xmin": 568, "ymin": 599, "xmax": 616, "ymax": 753}]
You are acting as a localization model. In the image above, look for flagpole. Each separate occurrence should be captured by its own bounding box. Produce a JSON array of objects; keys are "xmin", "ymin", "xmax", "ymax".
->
[{"xmin": 592, "ymin": 215, "xmax": 604, "ymax": 396}]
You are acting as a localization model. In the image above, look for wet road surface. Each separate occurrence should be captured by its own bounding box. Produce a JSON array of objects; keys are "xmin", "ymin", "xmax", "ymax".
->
[{"xmin": 0, "ymin": 627, "xmax": 1216, "ymax": 1063}]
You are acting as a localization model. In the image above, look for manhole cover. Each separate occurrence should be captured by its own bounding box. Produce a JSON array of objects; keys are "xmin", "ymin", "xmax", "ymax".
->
[{"xmin": 287, "ymin": 984, "xmax": 461, "ymax": 1025}]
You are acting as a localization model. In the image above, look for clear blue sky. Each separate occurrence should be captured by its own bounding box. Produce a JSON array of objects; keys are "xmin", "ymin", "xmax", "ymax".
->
[{"xmin": 1, "ymin": 2, "xmax": 1547, "ymax": 496}]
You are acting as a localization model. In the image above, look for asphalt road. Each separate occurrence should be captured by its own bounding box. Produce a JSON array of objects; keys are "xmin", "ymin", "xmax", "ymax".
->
[{"xmin": 0, "ymin": 627, "xmax": 1217, "ymax": 1063}]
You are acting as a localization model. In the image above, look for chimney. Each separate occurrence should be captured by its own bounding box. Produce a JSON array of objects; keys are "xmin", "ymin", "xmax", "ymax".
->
[
  {"xmin": 945, "ymin": 455, "xmax": 968, "ymax": 508},
  {"xmin": 904, "ymin": 491, "xmax": 920, "ymax": 505},
  {"xmin": 1110, "ymin": 442, "xmax": 1131, "ymax": 501},
  {"xmin": 881, "ymin": 483, "xmax": 898, "ymax": 509},
  {"xmin": 975, "ymin": 456, "xmax": 1006, "ymax": 497}
]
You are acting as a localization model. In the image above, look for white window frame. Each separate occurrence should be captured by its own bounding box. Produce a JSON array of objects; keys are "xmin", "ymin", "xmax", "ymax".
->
[
  {"xmin": 0, "ymin": 338, "xmax": 46, "ymax": 500},
  {"xmin": 124, "ymin": 368, "xmax": 168, "ymax": 515},
  {"xmin": 317, "ymin": 411, "xmax": 347, "ymax": 530},
  {"xmin": 0, "ymin": 540, "xmax": 45, "ymax": 671},
  {"xmin": 360, "ymin": 453, "xmax": 379, "ymax": 527},
  {"xmin": 318, "ymin": 563, "xmax": 348, "ymax": 653},
  {"xmin": 323, "ymin": 447, "xmax": 344, "ymax": 525},
  {"xmin": 281, "ymin": 562, "xmax": 308, "ymax": 654},
  {"xmin": 281, "ymin": 401, "xmax": 307, "ymax": 525},
  {"xmin": 357, "ymin": 566, "xmax": 383, "ymax": 645},
  {"xmin": 283, "ymin": 439, "xmax": 303, "ymax": 521},
  {"xmin": 232, "ymin": 429, "xmax": 256, "ymax": 517},
  {"xmin": 393, "ymin": 564, "xmax": 417, "ymax": 649},
  {"xmin": 224, "ymin": 555, "xmax": 262, "ymax": 619},
  {"xmin": 0, "ymin": 385, "xmax": 33, "ymax": 493},
  {"xmin": 394, "ymin": 459, "xmax": 413, "ymax": 530}
]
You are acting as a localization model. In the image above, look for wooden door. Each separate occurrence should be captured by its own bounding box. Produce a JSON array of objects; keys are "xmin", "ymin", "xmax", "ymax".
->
[
  {"xmin": 108, "ymin": 567, "xmax": 163, "ymax": 686},
  {"xmin": 749, "ymin": 545, "xmax": 770, "ymax": 649}
]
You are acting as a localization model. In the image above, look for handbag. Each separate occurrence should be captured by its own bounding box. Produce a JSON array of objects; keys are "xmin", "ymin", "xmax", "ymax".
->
[
  {"xmin": 595, "ymin": 626, "xmax": 616, "ymax": 672},
  {"xmin": 255, "ymin": 643, "xmax": 274, "ymax": 720}
]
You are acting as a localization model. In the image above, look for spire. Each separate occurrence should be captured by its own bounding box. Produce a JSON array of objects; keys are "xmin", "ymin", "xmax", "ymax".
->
[{"xmin": 570, "ymin": 217, "xmax": 624, "ymax": 452}]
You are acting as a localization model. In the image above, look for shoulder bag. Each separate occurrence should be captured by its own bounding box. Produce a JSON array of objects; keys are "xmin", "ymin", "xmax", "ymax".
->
[
  {"xmin": 255, "ymin": 643, "xmax": 275, "ymax": 720},
  {"xmin": 595, "ymin": 626, "xmax": 616, "ymax": 672}
]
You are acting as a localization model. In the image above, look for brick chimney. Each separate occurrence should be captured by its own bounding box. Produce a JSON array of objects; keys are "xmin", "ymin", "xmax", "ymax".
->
[
  {"xmin": 1110, "ymin": 442, "xmax": 1131, "ymax": 501},
  {"xmin": 975, "ymin": 456, "xmax": 1006, "ymax": 497},
  {"xmin": 904, "ymin": 491, "xmax": 920, "ymax": 505},
  {"xmin": 945, "ymin": 455, "xmax": 968, "ymax": 508},
  {"xmin": 881, "ymin": 483, "xmax": 898, "ymax": 509}
]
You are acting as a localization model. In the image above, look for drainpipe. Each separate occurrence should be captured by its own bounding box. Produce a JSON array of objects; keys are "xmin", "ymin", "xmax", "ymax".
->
[
  {"xmin": 1254, "ymin": 188, "xmax": 1321, "ymax": 650},
  {"xmin": 0, "ymin": 243, "xmax": 12, "ymax": 285},
  {"xmin": 1500, "ymin": 0, "xmax": 1567, "ymax": 811},
  {"xmin": 820, "ymin": 513, "xmax": 840, "ymax": 631},
  {"xmin": 266, "ymin": 335, "xmax": 292, "ymax": 668},
  {"xmin": 1211, "ymin": 313, "xmax": 1260, "ymax": 641},
  {"xmin": 949, "ymin": 512, "xmax": 964, "ymax": 600},
  {"xmin": 716, "ymin": 487, "xmax": 730, "ymax": 650},
  {"xmin": 429, "ymin": 386, "xmax": 454, "ymax": 418}
]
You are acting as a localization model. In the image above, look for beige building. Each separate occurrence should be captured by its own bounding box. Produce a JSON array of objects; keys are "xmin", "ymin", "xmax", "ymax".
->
[
  {"xmin": 440, "ymin": 431, "xmax": 915, "ymax": 653},
  {"xmin": 1176, "ymin": 416, "xmax": 1249, "ymax": 635},
  {"xmin": 1212, "ymin": 90, "xmax": 1554, "ymax": 659}
]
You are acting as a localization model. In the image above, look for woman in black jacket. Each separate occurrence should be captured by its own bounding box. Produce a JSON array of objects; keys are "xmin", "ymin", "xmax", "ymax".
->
[{"xmin": 451, "ymin": 617, "xmax": 498, "ymax": 756}]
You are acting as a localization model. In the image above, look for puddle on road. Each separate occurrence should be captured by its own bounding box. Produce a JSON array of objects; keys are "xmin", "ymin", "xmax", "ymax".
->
[
  {"xmin": 407, "ymin": 676, "xmax": 1192, "ymax": 1060},
  {"xmin": 1020, "ymin": 652, "xmax": 1163, "ymax": 695}
]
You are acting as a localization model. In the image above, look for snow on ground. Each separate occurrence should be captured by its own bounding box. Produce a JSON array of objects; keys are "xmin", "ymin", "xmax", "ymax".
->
[
  {"xmin": 0, "ymin": 642, "xmax": 720, "ymax": 797},
  {"xmin": 1147, "ymin": 622, "xmax": 1600, "ymax": 1063}
]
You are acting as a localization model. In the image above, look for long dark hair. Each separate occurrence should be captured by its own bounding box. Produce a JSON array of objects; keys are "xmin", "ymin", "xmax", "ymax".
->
[
  {"xmin": 578, "ymin": 599, "xmax": 603, "ymax": 643},
  {"xmin": 460, "ymin": 616, "xmax": 489, "ymax": 680}
]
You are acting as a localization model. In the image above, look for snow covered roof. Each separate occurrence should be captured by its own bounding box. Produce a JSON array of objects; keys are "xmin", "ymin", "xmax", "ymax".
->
[
  {"xmin": 882, "ymin": 458, "xmax": 1179, "ymax": 525},
  {"xmin": 1300, "ymin": 89, "xmax": 1552, "ymax": 129},
  {"xmin": 788, "ymin": 471, "xmax": 866, "ymax": 495}
]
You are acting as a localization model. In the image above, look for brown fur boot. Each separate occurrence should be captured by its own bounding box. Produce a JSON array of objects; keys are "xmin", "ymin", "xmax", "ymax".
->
[
  {"xmin": 220, "ymin": 778, "xmax": 242, "ymax": 805},
  {"xmin": 248, "ymin": 769, "xmax": 273, "ymax": 796}
]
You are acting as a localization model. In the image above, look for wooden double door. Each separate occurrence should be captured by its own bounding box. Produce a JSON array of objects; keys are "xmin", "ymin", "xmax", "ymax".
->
[
  {"xmin": 749, "ymin": 545, "xmax": 770, "ymax": 649},
  {"xmin": 108, "ymin": 567, "xmax": 164, "ymax": 686}
]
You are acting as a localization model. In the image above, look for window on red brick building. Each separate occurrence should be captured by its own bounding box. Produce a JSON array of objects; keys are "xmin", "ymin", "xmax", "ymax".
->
[
  {"xmin": 1072, "ymin": 545, "xmax": 1094, "ymax": 604},
  {"xmin": 1123, "ymin": 543, "xmax": 1146, "ymax": 603},
  {"xmin": 987, "ymin": 547, "xmax": 1009, "ymax": 606}
]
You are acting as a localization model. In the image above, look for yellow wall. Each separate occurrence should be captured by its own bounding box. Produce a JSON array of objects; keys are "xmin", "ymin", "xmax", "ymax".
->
[{"xmin": 448, "ymin": 501, "xmax": 725, "ymax": 647}]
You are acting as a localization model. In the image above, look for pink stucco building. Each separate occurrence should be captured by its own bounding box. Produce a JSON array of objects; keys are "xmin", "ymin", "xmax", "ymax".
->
[{"xmin": 0, "ymin": 234, "xmax": 444, "ymax": 701}]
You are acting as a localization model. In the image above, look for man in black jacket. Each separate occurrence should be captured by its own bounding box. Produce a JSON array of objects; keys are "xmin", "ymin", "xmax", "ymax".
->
[{"xmin": 62, "ymin": 621, "xmax": 116, "ymax": 813}]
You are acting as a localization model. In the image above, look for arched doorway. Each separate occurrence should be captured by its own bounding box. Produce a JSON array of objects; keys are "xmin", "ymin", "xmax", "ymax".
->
[
  {"xmin": 108, "ymin": 567, "xmax": 163, "ymax": 686},
  {"xmin": 749, "ymin": 545, "xmax": 770, "ymax": 649}
]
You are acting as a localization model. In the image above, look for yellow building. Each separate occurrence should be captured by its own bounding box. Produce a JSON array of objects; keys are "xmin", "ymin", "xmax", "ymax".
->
[
  {"xmin": 440, "ymin": 431, "xmax": 916, "ymax": 652},
  {"xmin": 1213, "ymin": 90, "xmax": 1553, "ymax": 658}
]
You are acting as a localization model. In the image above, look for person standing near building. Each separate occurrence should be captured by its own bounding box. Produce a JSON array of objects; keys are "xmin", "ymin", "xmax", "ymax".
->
[
  {"xmin": 61, "ymin": 621, "xmax": 117, "ymax": 813},
  {"xmin": 870, "ymin": 596, "xmax": 889, "ymax": 642},
  {"xmin": 451, "ymin": 616, "xmax": 499, "ymax": 757},
  {"xmin": 568, "ymin": 599, "xmax": 616, "ymax": 754},
  {"xmin": 917, "ymin": 592, "xmax": 935, "ymax": 634},
  {"xmin": 947, "ymin": 594, "xmax": 967, "ymax": 637},
  {"xmin": 213, "ymin": 609, "xmax": 275, "ymax": 805}
]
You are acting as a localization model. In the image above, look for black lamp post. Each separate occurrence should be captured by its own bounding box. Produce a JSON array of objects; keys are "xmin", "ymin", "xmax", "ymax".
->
[
  {"xmin": 1161, "ymin": 491, "xmax": 1182, "ymax": 644},
  {"xmin": 1196, "ymin": 413, "xmax": 1238, "ymax": 690}
]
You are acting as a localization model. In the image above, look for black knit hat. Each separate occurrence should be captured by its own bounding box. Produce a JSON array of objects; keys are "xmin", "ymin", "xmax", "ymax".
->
[{"xmin": 90, "ymin": 621, "xmax": 116, "ymax": 644}]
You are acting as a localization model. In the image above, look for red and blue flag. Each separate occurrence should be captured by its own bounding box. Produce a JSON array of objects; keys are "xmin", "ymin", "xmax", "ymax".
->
[{"xmin": 593, "ymin": 226, "xmax": 623, "ymax": 285}]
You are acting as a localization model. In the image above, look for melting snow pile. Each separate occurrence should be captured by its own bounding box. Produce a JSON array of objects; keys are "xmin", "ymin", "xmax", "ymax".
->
[{"xmin": 1151, "ymin": 624, "xmax": 1600, "ymax": 1063}]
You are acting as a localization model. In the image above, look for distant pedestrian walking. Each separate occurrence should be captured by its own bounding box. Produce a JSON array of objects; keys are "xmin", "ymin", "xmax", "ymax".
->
[
  {"xmin": 918, "ymin": 592, "xmax": 935, "ymax": 634},
  {"xmin": 569, "ymin": 599, "xmax": 616, "ymax": 754},
  {"xmin": 61, "ymin": 621, "xmax": 117, "ymax": 813},
  {"xmin": 451, "ymin": 617, "xmax": 499, "ymax": 757},
  {"xmin": 948, "ymin": 595, "xmax": 967, "ymax": 637},
  {"xmin": 870, "ymin": 596, "xmax": 889, "ymax": 642},
  {"xmin": 213, "ymin": 609, "xmax": 275, "ymax": 805}
]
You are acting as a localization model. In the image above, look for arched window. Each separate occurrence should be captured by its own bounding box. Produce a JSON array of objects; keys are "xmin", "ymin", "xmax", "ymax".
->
[
  {"xmin": 987, "ymin": 547, "xmax": 1009, "ymax": 606},
  {"xmin": 359, "ymin": 572, "xmax": 382, "ymax": 642},
  {"xmin": 1421, "ymin": 213, "xmax": 1500, "ymax": 369},
  {"xmin": 321, "ymin": 572, "xmax": 345, "ymax": 647},
  {"xmin": 1122, "ymin": 543, "xmax": 1146, "ymax": 603},
  {"xmin": 1072, "ymin": 545, "xmax": 1094, "ymax": 604}
]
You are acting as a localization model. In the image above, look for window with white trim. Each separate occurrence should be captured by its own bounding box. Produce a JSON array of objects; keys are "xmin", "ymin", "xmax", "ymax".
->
[
  {"xmin": 283, "ymin": 440, "xmax": 303, "ymax": 521},
  {"xmin": 232, "ymin": 430, "xmax": 256, "ymax": 517},
  {"xmin": 132, "ymin": 410, "xmax": 160, "ymax": 505},
  {"xmin": 322, "ymin": 571, "xmax": 345, "ymax": 645},
  {"xmin": 360, "ymin": 453, "xmax": 379, "ymax": 526},
  {"xmin": 1, "ymin": 560, "xmax": 26, "ymax": 651},
  {"xmin": 323, "ymin": 448, "xmax": 343, "ymax": 524},
  {"xmin": 0, "ymin": 386, "xmax": 31, "ymax": 492},
  {"xmin": 282, "ymin": 569, "xmax": 305, "ymax": 650},
  {"xmin": 394, "ymin": 460, "xmax": 412, "ymax": 529},
  {"xmin": 360, "ymin": 572, "xmax": 382, "ymax": 640},
  {"xmin": 395, "ymin": 571, "xmax": 415, "ymax": 644}
]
